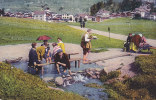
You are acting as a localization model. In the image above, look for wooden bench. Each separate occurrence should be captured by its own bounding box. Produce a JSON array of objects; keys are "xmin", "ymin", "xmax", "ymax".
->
[
  {"xmin": 69, "ymin": 58, "xmax": 82, "ymax": 68},
  {"xmin": 67, "ymin": 52, "xmax": 79, "ymax": 59},
  {"xmin": 149, "ymin": 47, "xmax": 156, "ymax": 50},
  {"xmin": 37, "ymin": 58, "xmax": 82, "ymax": 68}
]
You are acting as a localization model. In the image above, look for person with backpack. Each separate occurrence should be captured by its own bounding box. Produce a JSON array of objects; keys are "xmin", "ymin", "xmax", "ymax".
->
[{"xmin": 81, "ymin": 29, "xmax": 92, "ymax": 63}]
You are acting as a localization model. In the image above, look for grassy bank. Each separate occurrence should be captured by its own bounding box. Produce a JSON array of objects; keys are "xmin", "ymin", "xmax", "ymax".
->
[
  {"xmin": 67, "ymin": 18, "xmax": 156, "ymax": 39},
  {"xmin": 98, "ymin": 53, "xmax": 156, "ymax": 100},
  {"xmin": 0, "ymin": 17, "xmax": 123, "ymax": 51},
  {"xmin": 0, "ymin": 62, "xmax": 86, "ymax": 100}
]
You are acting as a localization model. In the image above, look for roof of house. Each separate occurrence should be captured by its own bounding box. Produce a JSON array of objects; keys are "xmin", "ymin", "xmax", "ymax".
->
[
  {"xmin": 97, "ymin": 9, "xmax": 110, "ymax": 14},
  {"xmin": 34, "ymin": 11, "xmax": 46, "ymax": 15}
]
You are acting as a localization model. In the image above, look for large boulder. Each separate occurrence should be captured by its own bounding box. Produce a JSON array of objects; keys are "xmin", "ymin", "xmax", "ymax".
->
[
  {"xmin": 94, "ymin": 68, "xmax": 102, "ymax": 72},
  {"xmin": 55, "ymin": 77, "xmax": 64, "ymax": 85},
  {"xmin": 43, "ymin": 77, "xmax": 54, "ymax": 82}
]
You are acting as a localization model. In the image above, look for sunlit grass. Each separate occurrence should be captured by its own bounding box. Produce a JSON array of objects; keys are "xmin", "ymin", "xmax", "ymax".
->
[
  {"xmin": 66, "ymin": 18, "xmax": 156, "ymax": 39},
  {"xmin": 0, "ymin": 17, "xmax": 123, "ymax": 51}
]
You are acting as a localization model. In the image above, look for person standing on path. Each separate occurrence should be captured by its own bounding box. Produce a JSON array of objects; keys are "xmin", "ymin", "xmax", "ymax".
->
[
  {"xmin": 81, "ymin": 29, "xmax": 92, "ymax": 63},
  {"xmin": 82, "ymin": 21, "xmax": 85, "ymax": 28},
  {"xmin": 108, "ymin": 27, "xmax": 110, "ymax": 40}
]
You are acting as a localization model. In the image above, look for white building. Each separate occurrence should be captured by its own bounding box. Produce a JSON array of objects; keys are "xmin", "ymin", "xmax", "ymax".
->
[
  {"xmin": 33, "ymin": 11, "xmax": 46, "ymax": 21},
  {"xmin": 96, "ymin": 9, "xmax": 110, "ymax": 18},
  {"xmin": 135, "ymin": 4, "xmax": 151, "ymax": 18},
  {"xmin": 62, "ymin": 14, "xmax": 74, "ymax": 22},
  {"xmin": 150, "ymin": 13, "xmax": 156, "ymax": 20}
]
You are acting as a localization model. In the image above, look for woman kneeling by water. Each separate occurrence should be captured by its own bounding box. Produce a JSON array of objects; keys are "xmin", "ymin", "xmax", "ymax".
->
[
  {"xmin": 28, "ymin": 42, "xmax": 41, "ymax": 74},
  {"xmin": 54, "ymin": 49, "xmax": 72, "ymax": 75}
]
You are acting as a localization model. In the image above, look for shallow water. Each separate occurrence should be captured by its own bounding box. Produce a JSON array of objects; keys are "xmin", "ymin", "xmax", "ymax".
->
[{"xmin": 12, "ymin": 61, "xmax": 108, "ymax": 100}]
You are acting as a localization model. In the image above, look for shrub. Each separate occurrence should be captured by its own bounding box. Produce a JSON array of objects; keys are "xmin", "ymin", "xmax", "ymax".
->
[
  {"xmin": 100, "ymin": 70, "xmax": 121, "ymax": 82},
  {"xmin": 130, "ymin": 74, "xmax": 156, "ymax": 97},
  {"xmin": 110, "ymin": 81, "xmax": 128, "ymax": 93},
  {"xmin": 105, "ymin": 89, "xmax": 125, "ymax": 100},
  {"xmin": 135, "ymin": 54, "xmax": 156, "ymax": 75},
  {"xmin": 84, "ymin": 83, "xmax": 103, "ymax": 89}
]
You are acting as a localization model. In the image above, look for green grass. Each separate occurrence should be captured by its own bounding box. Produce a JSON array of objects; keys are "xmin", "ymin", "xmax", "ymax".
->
[
  {"xmin": 0, "ymin": 17, "xmax": 123, "ymax": 51},
  {"xmin": 99, "ymin": 53, "xmax": 156, "ymax": 100},
  {"xmin": 67, "ymin": 18, "xmax": 156, "ymax": 39},
  {"xmin": 0, "ymin": 62, "xmax": 86, "ymax": 100}
]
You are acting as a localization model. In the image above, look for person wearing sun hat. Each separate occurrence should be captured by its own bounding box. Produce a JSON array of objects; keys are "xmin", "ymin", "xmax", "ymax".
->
[{"xmin": 54, "ymin": 49, "xmax": 72, "ymax": 75}]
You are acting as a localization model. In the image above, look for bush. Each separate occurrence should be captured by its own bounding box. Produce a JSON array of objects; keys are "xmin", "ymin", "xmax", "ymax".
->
[
  {"xmin": 0, "ymin": 63, "xmax": 86, "ymax": 100},
  {"xmin": 100, "ymin": 70, "xmax": 121, "ymax": 82},
  {"xmin": 107, "ymin": 81, "xmax": 152, "ymax": 100},
  {"xmin": 110, "ymin": 81, "xmax": 128, "ymax": 93},
  {"xmin": 84, "ymin": 83, "xmax": 103, "ymax": 89},
  {"xmin": 135, "ymin": 54, "xmax": 156, "ymax": 75},
  {"xmin": 105, "ymin": 89, "xmax": 125, "ymax": 100}
]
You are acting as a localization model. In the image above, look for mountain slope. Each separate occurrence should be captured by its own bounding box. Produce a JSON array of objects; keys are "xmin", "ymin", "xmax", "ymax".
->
[{"xmin": 0, "ymin": 0, "xmax": 122, "ymax": 14}]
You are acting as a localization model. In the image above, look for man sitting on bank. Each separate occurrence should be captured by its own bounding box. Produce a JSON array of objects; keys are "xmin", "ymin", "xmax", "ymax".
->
[{"xmin": 54, "ymin": 49, "xmax": 72, "ymax": 75}]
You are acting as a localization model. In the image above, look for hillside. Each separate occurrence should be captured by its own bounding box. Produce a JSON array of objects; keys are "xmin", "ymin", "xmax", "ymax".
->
[{"xmin": 0, "ymin": 0, "xmax": 122, "ymax": 14}]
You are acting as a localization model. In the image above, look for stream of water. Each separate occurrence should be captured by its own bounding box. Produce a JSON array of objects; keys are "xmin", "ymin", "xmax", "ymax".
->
[{"xmin": 12, "ymin": 61, "xmax": 108, "ymax": 100}]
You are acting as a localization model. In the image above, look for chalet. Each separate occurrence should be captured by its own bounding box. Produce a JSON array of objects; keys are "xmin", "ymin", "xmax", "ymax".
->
[
  {"xmin": 150, "ymin": 13, "xmax": 156, "ymax": 20},
  {"xmin": 76, "ymin": 14, "xmax": 90, "ymax": 21},
  {"xmin": 33, "ymin": 11, "xmax": 46, "ymax": 21},
  {"xmin": 135, "ymin": 4, "xmax": 151, "ymax": 18},
  {"xmin": 96, "ymin": 9, "xmax": 110, "ymax": 18},
  {"xmin": 62, "ymin": 14, "xmax": 74, "ymax": 22},
  {"xmin": 87, "ymin": 16, "xmax": 94, "ymax": 21},
  {"xmin": 15, "ymin": 12, "xmax": 24, "ymax": 18}
]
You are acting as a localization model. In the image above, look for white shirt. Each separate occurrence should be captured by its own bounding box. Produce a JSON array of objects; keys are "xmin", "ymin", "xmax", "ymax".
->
[{"xmin": 85, "ymin": 33, "xmax": 90, "ymax": 42}]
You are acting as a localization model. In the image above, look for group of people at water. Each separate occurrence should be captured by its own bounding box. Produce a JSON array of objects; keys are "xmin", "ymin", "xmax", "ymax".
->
[
  {"xmin": 28, "ymin": 29, "xmax": 95, "ymax": 76},
  {"xmin": 28, "ymin": 37, "xmax": 72, "ymax": 75},
  {"xmin": 124, "ymin": 33, "xmax": 152, "ymax": 52}
]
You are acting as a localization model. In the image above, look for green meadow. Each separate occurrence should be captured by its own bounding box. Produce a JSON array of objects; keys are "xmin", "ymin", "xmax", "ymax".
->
[
  {"xmin": 0, "ymin": 17, "xmax": 123, "ymax": 50},
  {"xmin": 67, "ymin": 18, "xmax": 156, "ymax": 39}
]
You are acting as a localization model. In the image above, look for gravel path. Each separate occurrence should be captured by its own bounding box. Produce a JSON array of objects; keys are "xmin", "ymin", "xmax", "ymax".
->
[
  {"xmin": 69, "ymin": 25, "xmax": 156, "ymax": 47},
  {"xmin": 0, "ymin": 43, "xmax": 148, "ymax": 77}
]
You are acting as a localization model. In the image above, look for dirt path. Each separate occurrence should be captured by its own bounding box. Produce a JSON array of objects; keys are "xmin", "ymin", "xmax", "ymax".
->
[{"xmin": 69, "ymin": 25, "xmax": 156, "ymax": 47}]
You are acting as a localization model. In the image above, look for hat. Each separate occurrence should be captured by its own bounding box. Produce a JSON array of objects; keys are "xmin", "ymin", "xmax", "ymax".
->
[
  {"xmin": 52, "ymin": 42, "xmax": 57, "ymax": 47},
  {"xmin": 139, "ymin": 34, "xmax": 143, "ymax": 37},
  {"xmin": 57, "ymin": 49, "xmax": 63, "ymax": 53},
  {"xmin": 87, "ymin": 29, "xmax": 92, "ymax": 32}
]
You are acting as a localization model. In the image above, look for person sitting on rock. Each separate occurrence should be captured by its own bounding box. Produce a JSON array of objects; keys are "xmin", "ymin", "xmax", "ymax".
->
[
  {"xmin": 124, "ymin": 33, "xmax": 132, "ymax": 52},
  {"xmin": 139, "ymin": 35, "xmax": 152, "ymax": 51},
  {"xmin": 54, "ymin": 49, "xmax": 72, "ymax": 75}
]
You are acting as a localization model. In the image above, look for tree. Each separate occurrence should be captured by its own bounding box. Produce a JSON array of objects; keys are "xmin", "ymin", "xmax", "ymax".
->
[
  {"xmin": 107, "ymin": 0, "xmax": 113, "ymax": 6},
  {"xmin": 59, "ymin": 7, "xmax": 64, "ymax": 11},
  {"xmin": 121, "ymin": 0, "xmax": 142, "ymax": 11},
  {"xmin": 0, "ymin": 8, "xmax": 5, "ymax": 16},
  {"xmin": 90, "ymin": 4, "xmax": 98, "ymax": 16}
]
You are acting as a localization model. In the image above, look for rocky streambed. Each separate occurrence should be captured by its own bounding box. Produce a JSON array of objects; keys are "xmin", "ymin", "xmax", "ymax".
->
[{"xmin": 12, "ymin": 61, "xmax": 108, "ymax": 100}]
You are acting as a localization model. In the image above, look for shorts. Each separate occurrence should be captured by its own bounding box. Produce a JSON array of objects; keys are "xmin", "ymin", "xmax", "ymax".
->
[
  {"xmin": 83, "ymin": 48, "xmax": 90, "ymax": 55},
  {"xmin": 44, "ymin": 53, "xmax": 52, "ymax": 59},
  {"xmin": 57, "ymin": 63, "xmax": 70, "ymax": 70}
]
